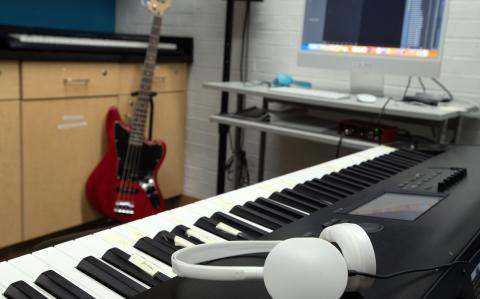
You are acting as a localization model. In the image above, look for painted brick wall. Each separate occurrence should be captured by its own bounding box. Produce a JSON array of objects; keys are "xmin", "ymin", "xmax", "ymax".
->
[{"xmin": 116, "ymin": 0, "xmax": 480, "ymax": 199}]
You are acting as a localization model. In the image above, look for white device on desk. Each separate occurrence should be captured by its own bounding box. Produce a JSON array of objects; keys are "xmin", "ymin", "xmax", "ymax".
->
[
  {"xmin": 172, "ymin": 223, "xmax": 376, "ymax": 299},
  {"xmin": 298, "ymin": 0, "xmax": 450, "ymax": 96},
  {"xmin": 356, "ymin": 94, "xmax": 378, "ymax": 104},
  {"xmin": 270, "ymin": 86, "xmax": 351, "ymax": 100}
]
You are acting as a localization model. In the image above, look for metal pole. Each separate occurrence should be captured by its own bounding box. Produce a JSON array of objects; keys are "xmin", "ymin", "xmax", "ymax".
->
[{"xmin": 216, "ymin": 0, "xmax": 235, "ymax": 195}]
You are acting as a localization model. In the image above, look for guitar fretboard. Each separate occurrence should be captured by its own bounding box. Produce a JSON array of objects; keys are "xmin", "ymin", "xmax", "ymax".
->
[{"xmin": 129, "ymin": 16, "xmax": 163, "ymax": 146}]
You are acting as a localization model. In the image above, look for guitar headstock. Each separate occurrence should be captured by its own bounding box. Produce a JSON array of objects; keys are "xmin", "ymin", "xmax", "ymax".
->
[{"xmin": 147, "ymin": 0, "xmax": 172, "ymax": 17}]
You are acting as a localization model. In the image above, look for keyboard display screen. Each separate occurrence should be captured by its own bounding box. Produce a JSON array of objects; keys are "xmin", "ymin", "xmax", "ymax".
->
[{"xmin": 349, "ymin": 193, "xmax": 442, "ymax": 221}]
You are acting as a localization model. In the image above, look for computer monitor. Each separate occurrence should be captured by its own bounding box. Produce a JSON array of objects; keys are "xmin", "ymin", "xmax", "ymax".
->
[{"xmin": 298, "ymin": 0, "xmax": 450, "ymax": 96}]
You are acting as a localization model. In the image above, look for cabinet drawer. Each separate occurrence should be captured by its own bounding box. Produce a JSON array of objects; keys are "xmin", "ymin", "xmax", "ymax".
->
[
  {"xmin": 118, "ymin": 92, "xmax": 186, "ymax": 199},
  {"xmin": 22, "ymin": 97, "xmax": 117, "ymax": 240},
  {"xmin": 119, "ymin": 63, "xmax": 187, "ymax": 95},
  {"xmin": 22, "ymin": 62, "xmax": 119, "ymax": 100},
  {"xmin": 0, "ymin": 101, "xmax": 22, "ymax": 248},
  {"xmin": 0, "ymin": 62, "xmax": 20, "ymax": 100}
]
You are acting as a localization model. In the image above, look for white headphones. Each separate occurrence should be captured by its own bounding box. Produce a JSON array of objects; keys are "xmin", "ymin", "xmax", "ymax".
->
[{"xmin": 171, "ymin": 223, "xmax": 376, "ymax": 299}]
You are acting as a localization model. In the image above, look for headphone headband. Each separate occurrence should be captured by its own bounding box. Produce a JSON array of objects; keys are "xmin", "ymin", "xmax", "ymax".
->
[{"xmin": 172, "ymin": 241, "xmax": 281, "ymax": 281}]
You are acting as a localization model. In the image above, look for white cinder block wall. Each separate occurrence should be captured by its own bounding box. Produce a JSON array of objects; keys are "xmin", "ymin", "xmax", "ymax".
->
[{"xmin": 116, "ymin": 0, "xmax": 480, "ymax": 199}]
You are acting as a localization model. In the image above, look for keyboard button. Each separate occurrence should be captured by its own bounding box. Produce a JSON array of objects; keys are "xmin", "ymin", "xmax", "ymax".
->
[
  {"xmin": 292, "ymin": 184, "xmax": 341, "ymax": 203},
  {"xmin": 134, "ymin": 237, "xmax": 175, "ymax": 266},
  {"xmin": 269, "ymin": 191, "xmax": 318, "ymax": 213},
  {"xmin": 77, "ymin": 256, "xmax": 147, "ymax": 298},
  {"xmin": 0, "ymin": 262, "xmax": 53, "ymax": 299},
  {"xmin": 194, "ymin": 217, "xmax": 248, "ymax": 241},
  {"xmin": 244, "ymin": 201, "xmax": 297, "ymax": 223},
  {"xmin": 304, "ymin": 180, "xmax": 351, "ymax": 197},
  {"xmin": 211, "ymin": 212, "xmax": 268, "ymax": 239},
  {"xmin": 281, "ymin": 189, "xmax": 332, "ymax": 208}
]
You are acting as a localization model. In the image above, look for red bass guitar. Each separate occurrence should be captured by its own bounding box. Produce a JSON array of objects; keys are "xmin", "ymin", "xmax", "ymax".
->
[{"xmin": 86, "ymin": 0, "xmax": 171, "ymax": 222}]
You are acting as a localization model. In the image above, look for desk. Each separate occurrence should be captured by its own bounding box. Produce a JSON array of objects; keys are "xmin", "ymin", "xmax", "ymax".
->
[{"xmin": 204, "ymin": 81, "xmax": 476, "ymax": 190}]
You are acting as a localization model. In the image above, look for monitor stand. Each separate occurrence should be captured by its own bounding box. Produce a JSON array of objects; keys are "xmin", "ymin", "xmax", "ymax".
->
[{"xmin": 351, "ymin": 72, "xmax": 384, "ymax": 97}]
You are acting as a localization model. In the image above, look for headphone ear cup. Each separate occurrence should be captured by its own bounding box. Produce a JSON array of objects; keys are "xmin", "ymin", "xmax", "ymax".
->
[
  {"xmin": 320, "ymin": 223, "xmax": 377, "ymax": 292},
  {"xmin": 263, "ymin": 238, "xmax": 348, "ymax": 299}
]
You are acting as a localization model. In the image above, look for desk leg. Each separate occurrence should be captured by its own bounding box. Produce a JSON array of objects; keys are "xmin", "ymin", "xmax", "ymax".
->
[
  {"xmin": 438, "ymin": 119, "xmax": 449, "ymax": 144},
  {"xmin": 454, "ymin": 117, "xmax": 463, "ymax": 144},
  {"xmin": 258, "ymin": 99, "xmax": 269, "ymax": 182}
]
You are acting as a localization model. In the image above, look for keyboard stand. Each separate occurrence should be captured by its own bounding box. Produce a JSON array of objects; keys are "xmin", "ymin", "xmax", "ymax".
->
[{"xmin": 204, "ymin": 81, "xmax": 476, "ymax": 192}]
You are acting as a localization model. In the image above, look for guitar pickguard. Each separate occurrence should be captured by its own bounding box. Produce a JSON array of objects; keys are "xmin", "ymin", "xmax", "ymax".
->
[{"xmin": 114, "ymin": 123, "xmax": 163, "ymax": 208}]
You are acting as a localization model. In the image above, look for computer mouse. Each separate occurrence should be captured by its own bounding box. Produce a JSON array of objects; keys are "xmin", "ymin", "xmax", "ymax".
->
[{"xmin": 356, "ymin": 94, "xmax": 377, "ymax": 104}]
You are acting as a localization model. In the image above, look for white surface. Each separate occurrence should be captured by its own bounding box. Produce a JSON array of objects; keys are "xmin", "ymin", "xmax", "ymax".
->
[
  {"xmin": 204, "ymin": 82, "xmax": 476, "ymax": 121},
  {"xmin": 0, "ymin": 262, "xmax": 54, "ymax": 298},
  {"xmin": 270, "ymin": 87, "xmax": 350, "ymax": 100},
  {"xmin": 11, "ymin": 34, "xmax": 177, "ymax": 50}
]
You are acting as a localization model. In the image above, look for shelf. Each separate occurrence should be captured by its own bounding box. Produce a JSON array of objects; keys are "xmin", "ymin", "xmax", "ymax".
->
[{"xmin": 210, "ymin": 114, "xmax": 378, "ymax": 150}]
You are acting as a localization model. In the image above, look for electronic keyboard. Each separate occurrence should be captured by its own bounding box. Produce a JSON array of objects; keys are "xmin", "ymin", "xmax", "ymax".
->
[
  {"xmin": 0, "ymin": 25, "xmax": 193, "ymax": 63},
  {"xmin": 2, "ymin": 145, "xmax": 480, "ymax": 299}
]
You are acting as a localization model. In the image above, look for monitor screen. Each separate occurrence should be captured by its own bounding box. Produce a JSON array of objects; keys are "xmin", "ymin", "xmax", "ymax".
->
[
  {"xmin": 349, "ymin": 193, "xmax": 443, "ymax": 221},
  {"xmin": 301, "ymin": 0, "xmax": 448, "ymax": 59}
]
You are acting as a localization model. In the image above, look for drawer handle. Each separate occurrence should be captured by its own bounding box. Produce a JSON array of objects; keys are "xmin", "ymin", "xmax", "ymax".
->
[{"xmin": 64, "ymin": 78, "xmax": 90, "ymax": 85}]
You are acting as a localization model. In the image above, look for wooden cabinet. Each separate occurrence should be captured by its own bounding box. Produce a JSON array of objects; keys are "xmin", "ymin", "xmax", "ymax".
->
[
  {"xmin": 118, "ymin": 92, "xmax": 186, "ymax": 199},
  {"xmin": 0, "ymin": 101, "xmax": 22, "ymax": 247},
  {"xmin": 0, "ymin": 60, "xmax": 188, "ymax": 246},
  {"xmin": 22, "ymin": 62, "xmax": 119, "ymax": 100},
  {"xmin": 22, "ymin": 97, "xmax": 116, "ymax": 239},
  {"xmin": 0, "ymin": 62, "xmax": 20, "ymax": 100}
]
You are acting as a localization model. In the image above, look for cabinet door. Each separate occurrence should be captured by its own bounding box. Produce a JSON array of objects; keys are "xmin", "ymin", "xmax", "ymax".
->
[
  {"xmin": 0, "ymin": 62, "xmax": 20, "ymax": 100},
  {"xmin": 0, "ymin": 101, "xmax": 22, "ymax": 248},
  {"xmin": 22, "ymin": 97, "xmax": 117, "ymax": 240},
  {"xmin": 118, "ymin": 92, "xmax": 186, "ymax": 199}
]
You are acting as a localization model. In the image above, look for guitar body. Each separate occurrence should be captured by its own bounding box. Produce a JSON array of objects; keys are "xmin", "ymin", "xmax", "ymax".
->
[{"xmin": 86, "ymin": 108, "xmax": 166, "ymax": 222}]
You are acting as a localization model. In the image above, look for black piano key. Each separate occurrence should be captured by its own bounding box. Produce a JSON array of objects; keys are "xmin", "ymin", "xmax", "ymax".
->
[
  {"xmin": 244, "ymin": 201, "xmax": 297, "ymax": 223},
  {"xmin": 376, "ymin": 156, "xmax": 412, "ymax": 170},
  {"xmin": 313, "ymin": 177, "xmax": 358, "ymax": 194},
  {"xmin": 388, "ymin": 154, "xmax": 419, "ymax": 166},
  {"xmin": 369, "ymin": 159, "xmax": 404, "ymax": 173},
  {"xmin": 339, "ymin": 168, "xmax": 382, "ymax": 183},
  {"xmin": 230, "ymin": 205, "xmax": 285, "ymax": 230},
  {"xmin": 35, "ymin": 270, "xmax": 96, "ymax": 299},
  {"xmin": 171, "ymin": 226, "xmax": 204, "ymax": 245},
  {"xmin": 354, "ymin": 164, "xmax": 391, "ymax": 178},
  {"xmin": 153, "ymin": 231, "xmax": 186, "ymax": 249},
  {"xmin": 254, "ymin": 198, "xmax": 306, "ymax": 219},
  {"xmin": 359, "ymin": 161, "xmax": 396, "ymax": 176},
  {"xmin": 331, "ymin": 172, "xmax": 372, "ymax": 187},
  {"xmin": 305, "ymin": 180, "xmax": 351, "ymax": 197},
  {"xmin": 269, "ymin": 191, "xmax": 319, "ymax": 213},
  {"xmin": 4, "ymin": 281, "xmax": 48, "ymax": 299},
  {"xmin": 323, "ymin": 174, "xmax": 364, "ymax": 190},
  {"xmin": 134, "ymin": 237, "xmax": 175, "ymax": 266},
  {"xmin": 282, "ymin": 189, "xmax": 333, "ymax": 207},
  {"xmin": 102, "ymin": 248, "xmax": 163, "ymax": 287},
  {"xmin": 211, "ymin": 212, "xmax": 268, "ymax": 238},
  {"xmin": 293, "ymin": 184, "xmax": 342, "ymax": 203},
  {"xmin": 194, "ymin": 217, "xmax": 251, "ymax": 241},
  {"xmin": 77, "ymin": 256, "xmax": 146, "ymax": 298},
  {"xmin": 400, "ymin": 149, "xmax": 431, "ymax": 159},
  {"xmin": 390, "ymin": 151, "xmax": 425, "ymax": 163}
]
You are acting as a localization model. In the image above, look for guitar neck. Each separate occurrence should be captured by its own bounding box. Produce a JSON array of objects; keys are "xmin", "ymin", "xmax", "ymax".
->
[{"xmin": 130, "ymin": 15, "xmax": 163, "ymax": 145}]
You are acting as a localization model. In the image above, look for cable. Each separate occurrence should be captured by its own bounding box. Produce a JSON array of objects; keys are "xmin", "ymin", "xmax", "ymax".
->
[
  {"xmin": 375, "ymin": 97, "xmax": 394, "ymax": 126},
  {"xmin": 431, "ymin": 78, "xmax": 454, "ymax": 102},
  {"xmin": 402, "ymin": 76, "xmax": 413, "ymax": 99},
  {"xmin": 418, "ymin": 77, "xmax": 426, "ymax": 93},
  {"xmin": 349, "ymin": 261, "xmax": 469, "ymax": 280},
  {"xmin": 335, "ymin": 133, "xmax": 344, "ymax": 159}
]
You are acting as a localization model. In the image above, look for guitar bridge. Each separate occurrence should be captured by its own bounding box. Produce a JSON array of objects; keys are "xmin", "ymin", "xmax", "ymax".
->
[{"xmin": 113, "ymin": 200, "xmax": 135, "ymax": 215}]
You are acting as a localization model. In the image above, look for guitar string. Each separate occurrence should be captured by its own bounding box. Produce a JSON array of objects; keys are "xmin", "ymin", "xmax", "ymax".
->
[
  {"xmin": 120, "ymin": 15, "xmax": 163, "ymax": 215},
  {"xmin": 127, "ymin": 16, "xmax": 163, "ymax": 211}
]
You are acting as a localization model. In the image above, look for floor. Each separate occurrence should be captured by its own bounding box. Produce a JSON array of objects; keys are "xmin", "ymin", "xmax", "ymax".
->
[{"xmin": 0, "ymin": 195, "xmax": 199, "ymax": 262}]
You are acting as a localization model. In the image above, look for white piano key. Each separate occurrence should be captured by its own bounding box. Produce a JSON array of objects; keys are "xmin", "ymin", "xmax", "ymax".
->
[
  {"xmin": 55, "ymin": 240, "xmax": 150, "ymax": 289},
  {"xmin": 32, "ymin": 247, "xmax": 123, "ymax": 299},
  {"xmin": 9, "ymin": 254, "xmax": 100, "ymax": 297},
  {"xmin": 93, "ymin": 230, "xmax": 176, "ymax": 278},
  {"xmin": 0, "ymin": 262, "xmax": 54, "ymax": 298}
]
